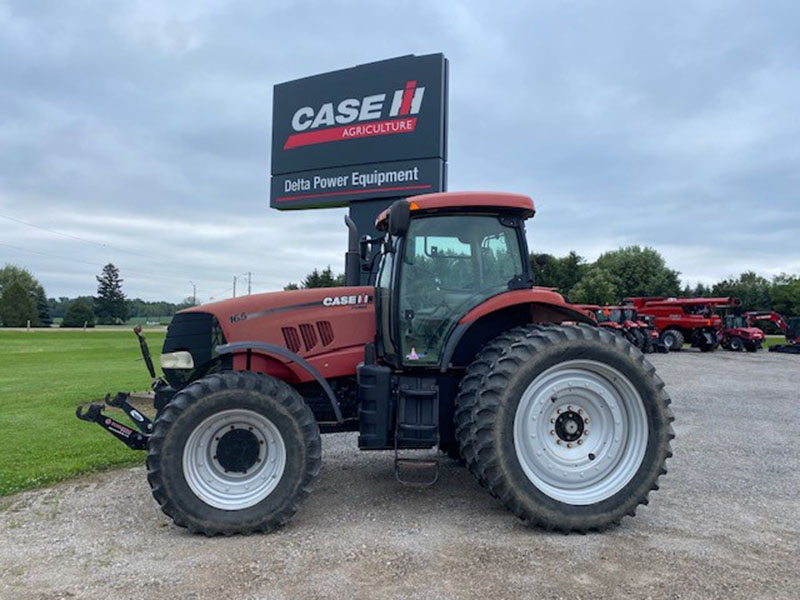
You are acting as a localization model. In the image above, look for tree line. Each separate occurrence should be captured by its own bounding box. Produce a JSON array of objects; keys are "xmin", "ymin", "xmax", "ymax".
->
[
  {"xmin": 0, "ymin": 263, "xmax": 194, "ymax": 328},
  {"xmin": 284, "ymin": 246, "xmax": 800, "ymax": 317},
  {"xmin": 3, "ymin": 245, "xmax": 798, "ymax": 328}
]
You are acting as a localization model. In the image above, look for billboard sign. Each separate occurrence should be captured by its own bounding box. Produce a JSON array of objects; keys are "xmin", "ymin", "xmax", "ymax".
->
[{"xmin": 271, "ymin": 54, "xmax": 448, "ymax": 209}]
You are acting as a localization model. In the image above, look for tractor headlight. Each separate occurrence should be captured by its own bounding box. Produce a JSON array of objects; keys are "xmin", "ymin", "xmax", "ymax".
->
[{"xmin": 160, "ymin": 351, "xmax": 194, "ymax": 370}]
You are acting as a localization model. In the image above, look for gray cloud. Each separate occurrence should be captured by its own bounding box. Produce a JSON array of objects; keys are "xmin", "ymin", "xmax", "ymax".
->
[{"xmin": 1, "ymin": 0, "xmax": 798, "ymax": 302}]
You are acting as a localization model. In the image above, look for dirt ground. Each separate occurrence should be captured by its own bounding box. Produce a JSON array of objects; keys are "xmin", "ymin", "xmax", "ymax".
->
[{"xmin": 2, "ymin": 349, "xmax": 798, "ymax": 600}]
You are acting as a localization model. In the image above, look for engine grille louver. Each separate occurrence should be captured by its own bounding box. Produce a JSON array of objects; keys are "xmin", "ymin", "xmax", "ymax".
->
[
  {"xmin": 317, "ymin": 321, "xmax": 334, "ymax": 346},
  {"xmin": 282, "ymin": 321, "xmax": 334, "ymax": 353},
  {"xmin": 281, "ymin": 327, "xmax": 301, "ymax": 353},
  {"xmin": 299, "ymin": 323, "xmax": 318, "ymax": 351}
]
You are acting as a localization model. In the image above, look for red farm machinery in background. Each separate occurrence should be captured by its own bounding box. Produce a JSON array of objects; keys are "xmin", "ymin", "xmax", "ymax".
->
[
  {"xmin": 577, "ymin": 305, "xmax": 667, "ymax": 353},
  {"xmin": 745, "ymin": 311, "xmax": 800, "ymax": 354},
  {"xmin": 624, "ymin": 297, "xmax": 734, "ymax": 352}
]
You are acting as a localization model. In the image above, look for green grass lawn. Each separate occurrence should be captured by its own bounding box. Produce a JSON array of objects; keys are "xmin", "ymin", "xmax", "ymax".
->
[
  {"xmin": 764, "ymin": 335, "xmax": 788, "ymax": 349},
  {"xmin": 0, "ymin": 329, "xmax": 165, "ymax": 496}
]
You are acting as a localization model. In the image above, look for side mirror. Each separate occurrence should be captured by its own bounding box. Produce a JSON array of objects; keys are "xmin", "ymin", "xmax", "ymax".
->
[
  {"xmin": 388, "ymin": 200, "xmax": 411, "ymax": 236},
  {"xmin": 535, "ymin": 253, "xmax": 551, "ymax": 267}
]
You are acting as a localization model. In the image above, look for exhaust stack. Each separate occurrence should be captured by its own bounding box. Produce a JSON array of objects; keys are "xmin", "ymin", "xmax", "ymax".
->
[{"xmin": 344, "ymin": 216, "xmax": 360, "ymax": 287}]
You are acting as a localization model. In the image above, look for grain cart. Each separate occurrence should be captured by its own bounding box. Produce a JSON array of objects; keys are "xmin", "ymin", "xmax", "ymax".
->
[{"xmin": 77, "ymin": 192, "xmax": 674, "ymax": 535}]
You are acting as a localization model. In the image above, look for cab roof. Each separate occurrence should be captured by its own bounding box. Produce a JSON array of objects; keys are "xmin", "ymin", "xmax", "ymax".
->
[{"xmin": 375, "ymin": 191, "xmax": 535, "ymax": 229}]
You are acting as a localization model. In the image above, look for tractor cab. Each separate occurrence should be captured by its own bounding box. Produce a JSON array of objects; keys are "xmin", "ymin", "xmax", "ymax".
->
[
  {"xmin": 787, "ymin": 317, "xmax": 800, "ymax": 344},
  {"xmin": 371, "ymin": 193, "xmax": 534, "ymax": 368},
  {"xmin": 724, "ymin": 314, "xmax": 747, "ymax": 329}
]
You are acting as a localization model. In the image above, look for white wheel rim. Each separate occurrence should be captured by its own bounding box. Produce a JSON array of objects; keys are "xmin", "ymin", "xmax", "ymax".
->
[
  {"xmin": 513, "ymin": 360, "xmax": 648, "ymax": 505},
  {"xmin": 182, "ymin": 409, "xmax": 287, "ymax": 510}
]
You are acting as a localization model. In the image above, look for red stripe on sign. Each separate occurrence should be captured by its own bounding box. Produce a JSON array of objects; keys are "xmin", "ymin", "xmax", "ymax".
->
[
  {"xmin": 275, "ymin": 184, "xmax": 432, "ymax": 203},
  {"xmin": 284, "ymin": 117, "xmax": 417, "ymax": 150},
  {"xmin": 399, "ymin": 80, "xmax": 416, "ymax": 116}
]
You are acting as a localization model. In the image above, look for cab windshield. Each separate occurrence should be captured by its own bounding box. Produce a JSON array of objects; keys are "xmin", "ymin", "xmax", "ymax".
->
[
  {"xmin": 398, "ymin": 215, "xmax": 525, "ymax": 365},
  {"xmin": 726, "ymin": 315, "xmax": 746, "ymax": 328}
]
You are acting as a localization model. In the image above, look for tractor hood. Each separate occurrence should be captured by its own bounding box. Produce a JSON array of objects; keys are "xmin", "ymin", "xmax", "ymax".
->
[
  {"xmin": 163, "ymin": 287, "xmax": 376, "ymax": 386},
  {"xmin": 730, "ymin": 327, "xmax": 765, "ymax": 340}
]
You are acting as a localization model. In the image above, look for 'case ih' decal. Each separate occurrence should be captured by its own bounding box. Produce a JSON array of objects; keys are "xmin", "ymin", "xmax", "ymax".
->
[
  {"xmin": 284, "ymin": 81, "xmax": 425, "ymax": 150},
  {"xmin": 322, "ymin": 294, "xmax": 371, "ymax": 307}
]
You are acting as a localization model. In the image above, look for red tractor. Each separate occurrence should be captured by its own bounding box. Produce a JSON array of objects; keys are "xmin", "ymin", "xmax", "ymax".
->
[
  {"xmin": 746, "ymin": 311, "xmax": 800, "ymax": 354},
  {"xmin": 577, "ymin": 305, "xmax": 666, "ymax": 353},
  {"xmin": 77, "ymin": 192, "xmax": 674, "ymax": 535},
  {"xmin": 720, "ymin": 313, "xmax": 765, "ymax": 352},
  {"xmin": 625, "ymin": 296, "xmax": 732, "ymax": 352}
]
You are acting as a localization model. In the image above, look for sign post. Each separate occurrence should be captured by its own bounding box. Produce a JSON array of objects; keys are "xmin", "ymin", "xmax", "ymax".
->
[{"xmin": 270, "ymin": 54, "xmax": 448, "ymax": 280}]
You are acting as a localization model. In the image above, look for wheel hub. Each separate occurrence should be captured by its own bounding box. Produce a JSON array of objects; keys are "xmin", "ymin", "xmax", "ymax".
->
[
  {"xmin": 182, "ymin": 409, "xmax": 287, "ymax": 510},
  {"xmin": 214, "ymin": 428, "xmax": 261, "ymax": 473},
  {"xmin": 554, "ymin": 410, "xmax": 584, "ymax": 442}
]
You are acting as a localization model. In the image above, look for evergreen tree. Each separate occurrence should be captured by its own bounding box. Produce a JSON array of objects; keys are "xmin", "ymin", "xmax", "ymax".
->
[
  {"xmin": 95, "ymin": 263, "xmax": 128, "ymax": 324},
  {"xmin": 35, "ymin": 285, "xmax": 52, "ymax": 327},
  {"xmin": 0, "ymin": 281, "xmax": 38, "ymax": 327},
  {"xmin": 288, "ymin": 265, "xmax": 345, "ymax": 290},
  {"xmin": 62, "ymin": 299, "xmax": 96, "ymax": 328}
]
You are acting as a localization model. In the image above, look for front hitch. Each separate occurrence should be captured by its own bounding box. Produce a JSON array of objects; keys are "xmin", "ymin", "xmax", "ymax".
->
[
  {"xmin": 76, "ymin": 398, "xmax": 148, "ymax": 450},
  {"xmin": 75, "ymin": 326, "xmax": 164, "ymax": 451}
]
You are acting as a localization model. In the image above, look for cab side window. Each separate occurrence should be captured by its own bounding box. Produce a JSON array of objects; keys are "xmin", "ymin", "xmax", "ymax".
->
[{"xmin": 398, "ymin": 215, "xmax": 524, "ymax": 365}]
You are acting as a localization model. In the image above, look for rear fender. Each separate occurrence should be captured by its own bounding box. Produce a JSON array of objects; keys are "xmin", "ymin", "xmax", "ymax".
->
[{"xmin": 440, "ymin": 293, "xmax": 594, "ymax": 370}]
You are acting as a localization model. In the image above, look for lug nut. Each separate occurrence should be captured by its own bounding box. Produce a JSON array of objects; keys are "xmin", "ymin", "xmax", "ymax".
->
[
  {"xmin": 549, "ymin": 418, "xmax": 555, "ymax": 424},
  {"xmin": 567, "ymin": 443, "xmax": 573, "ymax": 448},
  {"xmin": 549, "ymin": 430, "xmax": 555, "ymax": 436},
  {"xmin": 577, "ymin": 440, "xmax": 583, "ymax": 445},
  {"xmin": 578, "ymin": 408, "xmax": 583, "ymax": 414},
  {"xmin": 556, "ymin": 408, "xmax": 562, "ymax": 414},
  {"xmin": 584, "ymin": 418, "xmax": 590, "ymax": 424},
  {"xmin": 584, "ymin": 430, "xmax": 590, "ymax": 436},
  {"xmin": 556, "ymin": 440, "xmax": 562, "ymax": 445}
]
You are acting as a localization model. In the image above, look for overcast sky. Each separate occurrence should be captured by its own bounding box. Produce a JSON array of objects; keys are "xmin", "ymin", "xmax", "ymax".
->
[{"xmin": 1, "ymin": 0, "xmax": 798, "ymax": 303}]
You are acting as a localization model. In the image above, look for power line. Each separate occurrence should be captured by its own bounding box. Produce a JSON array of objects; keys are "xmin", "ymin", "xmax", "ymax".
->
[
  {"xmin": 0, "ymin": 242, "xmax": 216, "ymax": 285},
  {"xmin": 0, "ymin": 214, "xmax": 151, "ymax": 258},
  {"xmin": 0, "ymin": 212, "xmax": 230, "ymax": 276}
]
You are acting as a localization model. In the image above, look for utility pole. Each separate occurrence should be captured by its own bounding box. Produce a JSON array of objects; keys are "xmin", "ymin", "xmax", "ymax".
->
[
  {"xmin": 190, "ymin": 281, "xmax": 196, "ymax": 305},
  {"xmin": 233, "ymin": 275, "xmax": 237, "ymax": 298},
  {"xmin": 247, "ymin": 272, "xmax": 252, "ymax": 295}
]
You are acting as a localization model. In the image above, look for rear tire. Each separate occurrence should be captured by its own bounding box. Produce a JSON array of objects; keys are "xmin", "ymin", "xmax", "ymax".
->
[
  {"xmin": 660, "ymin": 329, "xmax": 684, "ymax": 352},
  {"xmin": 146, "ymin": 371, "xmax": 321, "ymax": 535},
  {"xmin": 457, "ymin": 325, "xmax": 674, "ymax": 532}
]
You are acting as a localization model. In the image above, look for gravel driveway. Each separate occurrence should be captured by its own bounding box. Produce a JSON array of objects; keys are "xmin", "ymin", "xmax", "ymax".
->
[{"xmin": 2, "ymin": 350, "xmax": 798, "ymax": 600}]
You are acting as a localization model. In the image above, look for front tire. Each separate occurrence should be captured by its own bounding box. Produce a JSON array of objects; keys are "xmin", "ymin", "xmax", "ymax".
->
[
  {"xmin": 146, "ymin": 371, "xmax": 321, "ymax": 535},
  {"xmin": 458, "ymin": 325, "xmax": 674, "ymax": 532},
  {"xmin": 727, "ymin": 336, "xmax": 743, "ymax": 351},
  {"xmin": 660, "ymin": 329, "xmax": 684, "ymax": 352}
]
